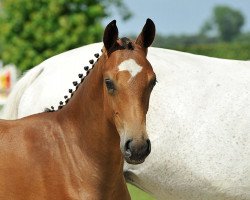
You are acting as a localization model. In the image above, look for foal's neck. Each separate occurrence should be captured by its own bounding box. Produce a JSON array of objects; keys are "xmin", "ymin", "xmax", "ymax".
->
[{"xmin": 56, "ymin": 56, "xmax": 123, "ymax": 173}]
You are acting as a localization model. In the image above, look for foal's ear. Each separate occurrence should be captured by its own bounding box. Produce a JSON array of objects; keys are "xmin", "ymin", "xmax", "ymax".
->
[
  {"xmin": 103, "ymin": 20, "xmax": 119, "ymax": 54},
  {"xmin": 135, "ymin": 18, "xmax": 155, "ymax": 51}
]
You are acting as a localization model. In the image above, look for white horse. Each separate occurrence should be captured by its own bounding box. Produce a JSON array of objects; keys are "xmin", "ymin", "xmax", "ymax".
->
[{"xmin": 2, "ymin": 42, "xmax": 250, "ymax": 200}]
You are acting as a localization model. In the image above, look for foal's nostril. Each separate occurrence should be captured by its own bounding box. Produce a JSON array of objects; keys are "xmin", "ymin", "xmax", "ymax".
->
[
  {"xmin": 125, "ymin": 139, "xmax": 132, "ymax": 150},
  {"xmin": 125, "ymin": 139, "xmax": 132, "ymax": 157},
  {"xmin": 146, "ymin": 139, "xmax": 151, "ymax": 154}
]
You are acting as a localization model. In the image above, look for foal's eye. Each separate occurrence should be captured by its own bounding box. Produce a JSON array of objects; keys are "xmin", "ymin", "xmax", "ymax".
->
[{"xmin": 105, "ymin": 79, "xmax": 115, "ymax": 94}]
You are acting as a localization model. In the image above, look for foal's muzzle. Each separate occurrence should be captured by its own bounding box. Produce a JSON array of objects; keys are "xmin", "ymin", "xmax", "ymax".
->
[{"xmin": 124, "ymin": 139, "xmax": 151, "ymax": 164}]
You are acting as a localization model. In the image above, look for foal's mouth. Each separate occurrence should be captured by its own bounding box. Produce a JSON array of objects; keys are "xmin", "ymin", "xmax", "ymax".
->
[{"xmin": 124, "ymin": 156, "xmax": 146, "ymax": 165}]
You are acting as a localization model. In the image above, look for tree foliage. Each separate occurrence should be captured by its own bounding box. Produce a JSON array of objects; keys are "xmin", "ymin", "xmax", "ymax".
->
[
  {"xmin": 201, "ymin": 5, "xmax": 244, "ymax": 42},
  {"xmin": 0, "ymin": 0, "xmax": 131, "ymax": 72}
]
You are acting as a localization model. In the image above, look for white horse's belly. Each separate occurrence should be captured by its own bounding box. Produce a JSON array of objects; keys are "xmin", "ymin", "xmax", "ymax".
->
[{"xmin": 11, "ymin": 44, "xmax": 250, "ymax": 199}]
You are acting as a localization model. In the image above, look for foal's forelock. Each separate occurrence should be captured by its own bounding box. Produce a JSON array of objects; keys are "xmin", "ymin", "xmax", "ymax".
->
[{"xmin": 103, "ymin": 37, "xmax": 134, "ymax": 56}]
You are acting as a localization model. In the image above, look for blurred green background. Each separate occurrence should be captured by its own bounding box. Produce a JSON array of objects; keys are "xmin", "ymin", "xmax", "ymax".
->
[
  {"xmin": 0, "ymin": 0, "xmax": 250, "ymax": 73},
  {"xmin": 0, "ymin": 0, "xmax": 249, "ymax": 199}
]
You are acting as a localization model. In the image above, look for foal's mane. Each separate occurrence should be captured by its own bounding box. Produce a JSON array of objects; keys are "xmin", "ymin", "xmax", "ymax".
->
[{"xmin": 45, "ymin": 38, "xmax": 134, "ymax": 112}]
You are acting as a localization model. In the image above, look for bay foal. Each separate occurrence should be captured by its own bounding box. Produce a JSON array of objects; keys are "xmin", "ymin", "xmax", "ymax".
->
[{"xmin": 0, "ymin": 19, "xmax": 156, "ymax": 200}]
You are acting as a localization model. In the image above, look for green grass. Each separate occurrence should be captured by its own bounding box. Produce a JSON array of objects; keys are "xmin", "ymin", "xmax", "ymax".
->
[{"xmin": 128, "ymin": 184, "xmax": 155, "ymax": 200}]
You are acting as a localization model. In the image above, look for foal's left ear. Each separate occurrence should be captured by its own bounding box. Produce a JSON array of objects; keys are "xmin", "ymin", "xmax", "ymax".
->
[
  {"xmin": 103, "ymin": 20, "xmax": 119, "ymax": 55},
  {"xmin": 135, "ymin": 18, "xmax": 156, "ymax": 52}
]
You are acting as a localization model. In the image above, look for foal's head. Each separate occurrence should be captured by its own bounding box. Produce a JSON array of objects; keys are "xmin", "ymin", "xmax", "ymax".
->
[{"xmin": 102, "ymin": 19, "xmax": 156, "ymax": 164}]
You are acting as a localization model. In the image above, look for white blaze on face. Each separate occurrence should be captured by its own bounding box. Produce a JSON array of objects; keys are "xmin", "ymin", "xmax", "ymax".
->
[{"xmin": 118, "ymin": 59, "xmax": 142, "ymax": 78}]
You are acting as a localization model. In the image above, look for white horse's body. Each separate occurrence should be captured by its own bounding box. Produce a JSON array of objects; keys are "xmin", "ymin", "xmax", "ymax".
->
[{"xmin": 2, "ymin": 42, "xmax": 250, "ymax": 200}]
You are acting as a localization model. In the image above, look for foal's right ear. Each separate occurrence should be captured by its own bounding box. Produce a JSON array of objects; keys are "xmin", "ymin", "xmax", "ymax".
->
[{"xmin": 103, "ymin": 20, "xmax": 119, "ymax": 54}]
